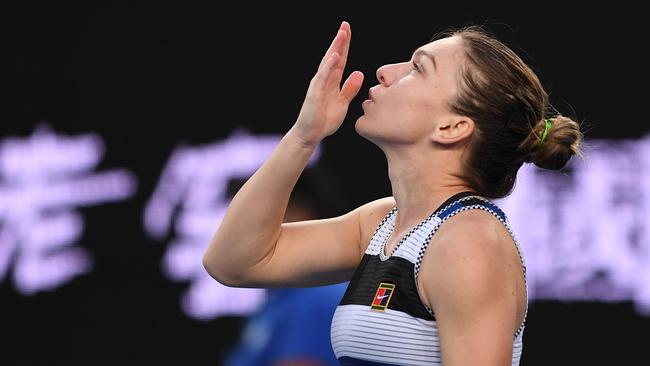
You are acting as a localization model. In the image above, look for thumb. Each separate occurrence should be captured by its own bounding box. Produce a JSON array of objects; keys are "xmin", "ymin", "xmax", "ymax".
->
[{"xmin": 339, "ymin": 71, "xmax": 364, "ymax": 104}]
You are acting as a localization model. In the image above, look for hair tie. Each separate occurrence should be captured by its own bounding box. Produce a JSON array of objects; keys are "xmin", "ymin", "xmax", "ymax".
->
[{"xmin": 539, "ymin": 119, "xmax": 552, "ymax": 144}]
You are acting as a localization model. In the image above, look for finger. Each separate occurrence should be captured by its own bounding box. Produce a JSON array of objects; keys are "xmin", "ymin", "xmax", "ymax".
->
[
  {"xmin": 318, "ymin": 25, "xmax": 346, "ymax": 71},
  {"xmin": 339, "ymin": 71, "xmax": 364, "ymax": 104},
  {"xmin": 312, "ymin": 52, "xmax": 340, "ymax": 92},
  {"xmin": 334, "ymin": 22, "xmax": 352, "ymax": 76},
  {"xmin": 318, "ymin": 29, "xmax": 345, "ymax": 71}
]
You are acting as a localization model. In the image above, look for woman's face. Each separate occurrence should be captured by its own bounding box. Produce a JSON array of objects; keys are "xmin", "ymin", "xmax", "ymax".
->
[{"xmin": 355, "ymin": 36, "xmax": 466, "ymax": 146}]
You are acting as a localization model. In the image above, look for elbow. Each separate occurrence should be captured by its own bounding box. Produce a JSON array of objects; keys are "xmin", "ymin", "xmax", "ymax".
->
[
  {"xmin": 202, "ymin": 250, "xmax": 243, "ymax": 288},
  {"xmin": 201, "ymin": 253, "xmax": 219, "ymax": 280}
]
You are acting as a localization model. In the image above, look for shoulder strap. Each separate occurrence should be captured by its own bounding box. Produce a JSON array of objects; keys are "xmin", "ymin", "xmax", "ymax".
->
[
  {"xmin": 365, "ymin": 191, "xmax": 477, "ymax": 257},
  {"xmin": 364, "ymin": 206, "xmax": 397, "ymax": 256}
]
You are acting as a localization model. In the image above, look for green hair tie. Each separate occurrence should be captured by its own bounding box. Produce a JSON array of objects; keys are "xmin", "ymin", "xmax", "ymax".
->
[{"xmin": 539, "ymin": 119, "xmax": 552, "ymax": 144}]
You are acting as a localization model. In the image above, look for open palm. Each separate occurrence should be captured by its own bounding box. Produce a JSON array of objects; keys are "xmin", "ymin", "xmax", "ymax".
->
[{"xmin": 293, "ymin": 21, "xmax": 365, "ymax": 146}]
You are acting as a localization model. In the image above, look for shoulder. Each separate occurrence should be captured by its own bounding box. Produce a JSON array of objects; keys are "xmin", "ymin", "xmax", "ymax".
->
[
  {"xmin": 355, "ymin": 196, "xmax": 395, "ymax": 251},
  {"xmin": 433, "ymin": 208, "xmax": 506, "ymax": 253},
  {"xmin": 357, "ymin": 196, "xmax": 396, "ymax": 225},
  {"xmin": 422, "ymin": 208, "xmax": 516, "ymax": 309}
]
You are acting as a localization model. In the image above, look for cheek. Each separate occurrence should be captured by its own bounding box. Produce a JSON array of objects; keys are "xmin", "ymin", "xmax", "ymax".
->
[
  {"xmin": 420, "ymin": 87, "xmax": 454, "ymax": 117},
  {"xmin": 398, "ymin": 91, "xmax": 440, "ymax": 121},
  {"xmin": 431, "ymin": 79, "xmax": 457, "ymax": 108}
]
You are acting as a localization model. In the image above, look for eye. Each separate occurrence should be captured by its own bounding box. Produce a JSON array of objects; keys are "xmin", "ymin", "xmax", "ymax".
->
[{"xmin": 411, "ymin": 61, "xmax": 422, "ymax": 73}]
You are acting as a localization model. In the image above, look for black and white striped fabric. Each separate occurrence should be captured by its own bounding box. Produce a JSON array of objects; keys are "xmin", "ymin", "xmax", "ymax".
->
[{"xmin": 331, "ymin": 192, "xmax": 527, "ymax": 366}]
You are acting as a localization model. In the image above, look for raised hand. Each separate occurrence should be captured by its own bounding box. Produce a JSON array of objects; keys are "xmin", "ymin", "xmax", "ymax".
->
[{"xmin": 291, "ymin": 21, "xmax": 364, "ymax": 146}]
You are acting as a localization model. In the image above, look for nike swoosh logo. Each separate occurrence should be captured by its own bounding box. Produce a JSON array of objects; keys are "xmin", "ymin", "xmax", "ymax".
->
[{"xmin": 377, "ymin": 294, "xmax": 390, "ymax": 299}]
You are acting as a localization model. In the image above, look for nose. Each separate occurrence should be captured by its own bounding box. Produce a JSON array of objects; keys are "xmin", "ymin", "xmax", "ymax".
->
[
  {"xmin": 376, "ymin": 62, "xmax": 407, "ymax": 87},
  {"xmin": 376, "ymin": 64, "xmax": 390, "ymax": 86}
]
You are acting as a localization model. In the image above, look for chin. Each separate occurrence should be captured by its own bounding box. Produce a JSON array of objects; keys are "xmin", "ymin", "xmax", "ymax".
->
[
  {"xmin": 354, "ymin": 115, "xmax": 370, "ymax": 137},
  {"xmin": 354, "ymin": 116, "xmax": 383, "ymax": 145}
]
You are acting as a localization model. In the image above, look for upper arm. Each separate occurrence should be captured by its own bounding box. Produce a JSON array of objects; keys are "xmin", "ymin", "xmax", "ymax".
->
[
  {"xmin": 421, "ymin": 211, "xmax": 519, "ymax": 366},
  {"xmin": 241, "ymin": 197, "xmax": 396, "ymax": 288}
]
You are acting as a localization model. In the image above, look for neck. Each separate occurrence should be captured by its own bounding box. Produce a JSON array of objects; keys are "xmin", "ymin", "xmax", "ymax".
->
[{"xmin": 384, "ymin": 146, "xmax": 474, "ymax": 230}]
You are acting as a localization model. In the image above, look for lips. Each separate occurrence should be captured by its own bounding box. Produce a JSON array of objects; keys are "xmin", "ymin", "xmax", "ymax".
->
[{"xmin": 368, "ymin": 87, "xmax": 375, "ymax": 101}]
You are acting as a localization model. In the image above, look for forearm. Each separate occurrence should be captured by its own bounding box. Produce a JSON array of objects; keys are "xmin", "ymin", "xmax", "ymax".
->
[{"xmin": 203, "ymin": 128, "xmax": 317, "ymax": 284}]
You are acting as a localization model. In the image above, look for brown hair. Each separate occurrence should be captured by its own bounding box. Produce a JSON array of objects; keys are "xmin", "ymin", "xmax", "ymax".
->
[{"xmin": 438, "ymin": 25, "xmax": 584, "ymax": 199}]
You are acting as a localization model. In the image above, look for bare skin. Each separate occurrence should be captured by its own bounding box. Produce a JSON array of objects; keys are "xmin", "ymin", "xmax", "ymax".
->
[{"xmin": 204, "ymin": 21, "xmax": 527, "ymax": 366}]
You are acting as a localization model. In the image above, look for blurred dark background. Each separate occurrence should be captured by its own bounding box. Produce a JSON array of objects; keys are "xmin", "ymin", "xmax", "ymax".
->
[{"xmin": 6, "ymin": 3, "xmax": 650, "ymax": 365}]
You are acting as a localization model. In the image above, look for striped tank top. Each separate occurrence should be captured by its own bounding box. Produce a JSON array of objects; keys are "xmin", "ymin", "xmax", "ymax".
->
[{"xmin": 330, "ymin": 191, "xmax": 528, "ymax": 366}]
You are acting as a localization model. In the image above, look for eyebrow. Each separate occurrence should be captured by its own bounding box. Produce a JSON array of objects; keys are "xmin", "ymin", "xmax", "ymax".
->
[{"xmin": 412, "ymin": 49, "xmax": 437, "ymax": 71}]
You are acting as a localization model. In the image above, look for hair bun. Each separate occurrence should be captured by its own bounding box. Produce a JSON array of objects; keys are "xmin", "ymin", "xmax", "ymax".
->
[{"xmin": 521, "ymin": 115, "xmax": 584, "ymax": 170}]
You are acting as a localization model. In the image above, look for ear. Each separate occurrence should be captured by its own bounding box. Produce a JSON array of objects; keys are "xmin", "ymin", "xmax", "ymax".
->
[{"xmin": 430, "ymin": 116, "xmax": 475, "ymax": 145}]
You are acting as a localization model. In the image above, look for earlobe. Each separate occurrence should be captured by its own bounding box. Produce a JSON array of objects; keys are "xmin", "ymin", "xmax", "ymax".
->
[{"xmin": 430, "ymin": 117, "xmax": 475, "ymax": 145}]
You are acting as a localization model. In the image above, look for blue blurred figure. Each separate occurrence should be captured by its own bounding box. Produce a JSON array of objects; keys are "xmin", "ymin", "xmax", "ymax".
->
[{"xmin": 224, "ymin": 283, "xmax": 348, "ymax": 366}]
